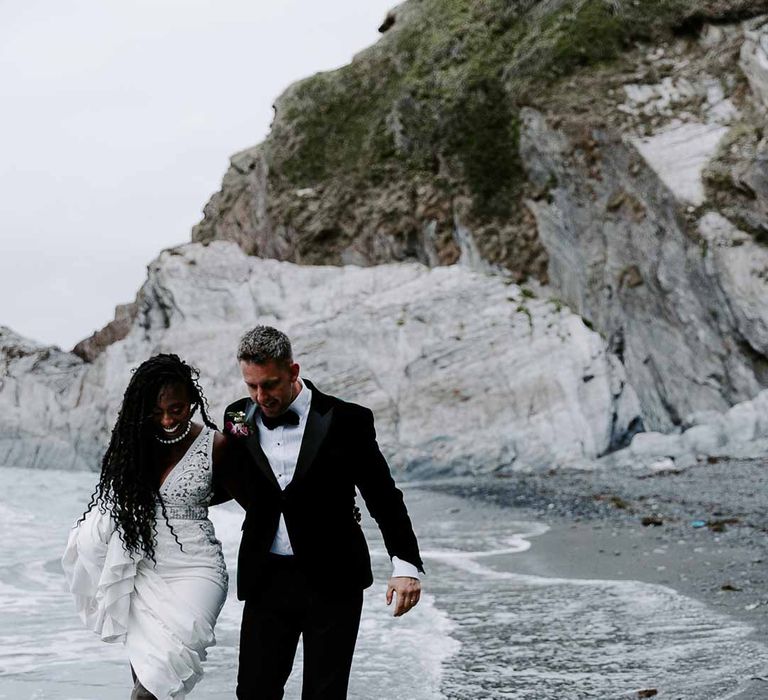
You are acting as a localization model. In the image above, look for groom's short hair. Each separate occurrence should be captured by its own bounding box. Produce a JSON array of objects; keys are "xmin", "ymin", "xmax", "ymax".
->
[{"xmin": 238, "ymin": 326, "xmax": 293, "ymax": 365}]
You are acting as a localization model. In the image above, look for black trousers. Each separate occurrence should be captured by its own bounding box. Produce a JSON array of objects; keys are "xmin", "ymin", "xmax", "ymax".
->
[{"xmin": 237, "ymin": 555, "xmax": 363, "ymax": 700}]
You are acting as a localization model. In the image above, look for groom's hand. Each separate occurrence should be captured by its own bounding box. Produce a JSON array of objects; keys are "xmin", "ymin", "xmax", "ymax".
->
[{"xmin": 386, "ymin": 577, "xmax": 421, "ymax": 617}]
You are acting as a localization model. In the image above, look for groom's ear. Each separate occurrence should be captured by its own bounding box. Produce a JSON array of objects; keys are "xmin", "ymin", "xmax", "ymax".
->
[{"xmin": 289, "ymin": 362, "xmax": 300, "ymax": 382}]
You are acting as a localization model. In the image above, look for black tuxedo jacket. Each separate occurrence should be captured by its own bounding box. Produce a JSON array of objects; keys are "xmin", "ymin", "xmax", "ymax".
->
[{"xmin": 217, "ymin": 379, "xmax": 423, "ymax": 600}]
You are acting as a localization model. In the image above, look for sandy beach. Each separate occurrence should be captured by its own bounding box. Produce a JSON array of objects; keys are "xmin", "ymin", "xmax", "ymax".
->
[{"xmin": 422, "ymin": 456, "xmax": 768, "ymax": 698}]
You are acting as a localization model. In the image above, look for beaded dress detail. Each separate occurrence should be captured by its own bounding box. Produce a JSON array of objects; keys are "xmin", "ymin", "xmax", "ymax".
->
[{"xmin": 62, "ymin": 427, "xmax": 228, "ymax": 700}]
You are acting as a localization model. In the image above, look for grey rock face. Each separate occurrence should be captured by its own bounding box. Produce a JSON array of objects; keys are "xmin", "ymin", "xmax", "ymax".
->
[
  {"xmin": 520, "ymin": 108, "xmax": 767, "ymax": 431},
  {"xmin": 515, "ymin": 19, "xmax": 768, "ymax": 431},
  {"xmin": 741, "ymin": 18, "xmax": 768, "ymax": 109},
  {"xmin": 702, "ymin": 18, "xmax": 768, "ymax": 240},
  {"xmin": 698, "ymin": 212, "xmax": 768, "ymax": 361},
  {"xmin": 24, "ymin": 5, "xmax": 768, "ymax": 472},
  {"xmin": 182, "ymin": 6, "xmax": 768, "ymax": 440},
  {"xmin": 190, "ymin": 147, "xmax": 281, "ymax": 258},
  {"xmin": 72, "ymin": 301, "xmax": 138, "ymax": 361},
  {"xmin": 743, "ymin": 138, "xmax": 768, "ymax": 223},
  {"xmin": 0, "ymin": 242, "xmax": 641, "ymax": 475},
  {"xmin": 0, "ymin": 327, "xmax": 94, "ymax": 470},
  {"xmin": 598, "ymin": 387, "xmax": 768, "ymax": 472}
]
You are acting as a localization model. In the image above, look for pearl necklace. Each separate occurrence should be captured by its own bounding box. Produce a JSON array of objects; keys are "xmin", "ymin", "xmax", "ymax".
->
[{"xmin": 155, "ymin": 420, "xmax": 192, "ymax": 445}]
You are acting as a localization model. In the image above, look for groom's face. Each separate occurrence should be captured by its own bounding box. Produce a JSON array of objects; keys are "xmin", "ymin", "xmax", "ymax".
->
[{"xmin": 240, "ymin": 359, "xmax": 300, "ymax": 417}]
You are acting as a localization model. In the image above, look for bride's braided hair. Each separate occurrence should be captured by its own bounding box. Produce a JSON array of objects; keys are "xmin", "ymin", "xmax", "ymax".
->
[{"xmin": 81, "ymin": 354, "xmax": 217, "ymax": 561}]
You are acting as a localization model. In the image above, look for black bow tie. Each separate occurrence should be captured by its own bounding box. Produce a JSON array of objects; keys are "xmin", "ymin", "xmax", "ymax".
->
[{"xmin": 261, "ymin": 410, "xmax": 300, "ymax": 430}]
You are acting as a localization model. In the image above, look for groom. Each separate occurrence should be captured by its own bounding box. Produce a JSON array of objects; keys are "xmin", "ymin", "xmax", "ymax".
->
[{"xmin": 218, "ymin": 325, "xmax": 424, "ymax": 699}]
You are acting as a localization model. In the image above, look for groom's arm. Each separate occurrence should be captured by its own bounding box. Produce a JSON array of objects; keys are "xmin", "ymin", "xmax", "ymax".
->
[
  {"xmin": 352, "ymin": 405, "xmax": 424, "ymax": 573},
  {"xmin": 351, "ymin": 405, "xmax": 424, "ymax": 615}
]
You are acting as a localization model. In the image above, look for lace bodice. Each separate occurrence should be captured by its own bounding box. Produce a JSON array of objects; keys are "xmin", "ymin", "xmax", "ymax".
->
[{"xmin": 158, "ymin": 427, "xmax": 215, "ymax": 513}]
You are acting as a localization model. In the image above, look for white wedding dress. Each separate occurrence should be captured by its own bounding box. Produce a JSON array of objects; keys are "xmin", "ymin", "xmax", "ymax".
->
[{"xmin": 62, "ymin": 427, "xmax": 228, "ymax": 699}]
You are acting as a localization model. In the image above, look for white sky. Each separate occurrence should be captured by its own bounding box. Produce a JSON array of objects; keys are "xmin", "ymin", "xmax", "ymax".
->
[{"xmin": 0, "ymin": 0, "xmax": 397, "ymax": 350}]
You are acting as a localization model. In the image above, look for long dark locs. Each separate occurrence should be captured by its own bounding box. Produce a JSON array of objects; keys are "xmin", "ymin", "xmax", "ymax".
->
[{"xmin": 80, "ymin": 354, "xmax": 217, "ymax": 562}]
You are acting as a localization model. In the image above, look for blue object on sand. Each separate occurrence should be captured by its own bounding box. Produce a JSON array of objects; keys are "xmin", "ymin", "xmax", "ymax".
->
[{"xmin": 691, "ymin": 520, "xmax": 706, "ymax": 528}]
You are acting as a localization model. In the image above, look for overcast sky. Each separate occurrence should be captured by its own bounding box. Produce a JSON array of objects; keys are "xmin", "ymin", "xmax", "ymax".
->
[{"xmin": 0, "ymin": 0, "xmax": 397, "ymax": 350}]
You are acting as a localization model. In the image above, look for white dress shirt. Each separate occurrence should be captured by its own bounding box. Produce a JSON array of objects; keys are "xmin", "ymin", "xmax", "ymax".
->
[{"xmin": 256, "ymin": 379, "xmax": 420, "ymax": 579}]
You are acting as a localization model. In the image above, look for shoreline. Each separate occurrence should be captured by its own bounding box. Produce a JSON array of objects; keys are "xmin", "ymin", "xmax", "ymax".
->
[
  {"xmin": 414, "ymin": 457, "xmax": 768, "ymax": 698},
  {"xmin": 1, "ymin": 463, "xmax": 766, "ymax": 698}
]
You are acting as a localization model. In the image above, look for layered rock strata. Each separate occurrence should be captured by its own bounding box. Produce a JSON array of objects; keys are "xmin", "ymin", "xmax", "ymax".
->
[
  {"xmin": 0, "ymin": 328, "xmax": 92, "ymax": 470},
  {"xmin": 0, "ymin": 242, "xmax": 641, "ymax": 474},
  {"xmin": 520, "ymin": 110, "xmax": 768, "ymax": 432},
  {"xmin": 11, "ymin": 2, "xmax": 768, "ymax": 473},
  {"xmin": 187, "ymin": 1, "xmax": 768, "ymax": 433}
]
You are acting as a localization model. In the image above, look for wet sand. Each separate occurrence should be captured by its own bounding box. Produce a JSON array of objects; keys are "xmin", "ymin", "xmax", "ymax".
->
[{"xmin": 420, "ymin": 456, "xmax": 768, "ymax": 698}]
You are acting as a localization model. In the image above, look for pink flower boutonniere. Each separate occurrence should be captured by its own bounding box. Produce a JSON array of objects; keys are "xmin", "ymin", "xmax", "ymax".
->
[{"xmin": 224, "ymin": 410, "xmax": 250, "ymax": 438}]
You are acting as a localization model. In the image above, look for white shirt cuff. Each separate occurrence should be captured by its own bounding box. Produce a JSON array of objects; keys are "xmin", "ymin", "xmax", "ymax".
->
[{"xmin": 391, "ymin": 556, "xmax": 420, "ymax": 579}]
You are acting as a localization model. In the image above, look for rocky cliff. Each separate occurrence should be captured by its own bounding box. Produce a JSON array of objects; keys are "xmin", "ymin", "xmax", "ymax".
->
[
  {"xmin": 0, "ymin": 242, "xmax": 641, "ymax": 473},
  {"xmin": 190, "ymin": 0, "xmax": 768, "ymax": 432},
  {"xmin": 4, "ymin": 0, "xmax": 768, "ymax": 475}
]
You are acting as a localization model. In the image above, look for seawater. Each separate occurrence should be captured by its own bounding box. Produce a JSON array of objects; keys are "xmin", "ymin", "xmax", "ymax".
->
[{"xmin": 0, "ymin": 467, "xmax": 765, "ymax": 699}]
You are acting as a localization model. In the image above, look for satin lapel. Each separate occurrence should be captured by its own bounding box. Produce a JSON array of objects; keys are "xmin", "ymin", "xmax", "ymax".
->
[
  {"xmin": 242, "ymin": 400, "xmax": 280, "ymax": 489},
  {"xmin": 289, "ymin": 405, "xmax": 333, "ymax": 489}
]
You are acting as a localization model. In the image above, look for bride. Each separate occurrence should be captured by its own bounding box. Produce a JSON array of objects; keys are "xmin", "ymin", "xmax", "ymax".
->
[{"xmin": 62, "ymin": 354, "xmax": 234, "ymax": 699}]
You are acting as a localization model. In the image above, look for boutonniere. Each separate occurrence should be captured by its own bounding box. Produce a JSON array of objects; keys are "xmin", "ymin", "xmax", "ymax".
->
[{"xmin": 224, "ymin": 410, "xmax": 250, "ymax": 437}]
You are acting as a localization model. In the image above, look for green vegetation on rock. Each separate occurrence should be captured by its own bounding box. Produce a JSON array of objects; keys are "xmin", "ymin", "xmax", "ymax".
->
[
  {"xmin": 269, "ymin": 0, "xmax": 719, "ymax": 220},
  {"xmin": 232, "ymin": 0, "xmax": 768, "ymax": 280}
]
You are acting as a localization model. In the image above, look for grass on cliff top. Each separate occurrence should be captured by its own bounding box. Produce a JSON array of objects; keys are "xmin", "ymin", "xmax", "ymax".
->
[{"xmin": 268, "ymin": 0, "xmax": 721, "ymax": 220}]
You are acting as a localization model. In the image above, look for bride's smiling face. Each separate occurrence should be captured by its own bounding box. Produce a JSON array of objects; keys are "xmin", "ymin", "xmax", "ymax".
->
[{"xmin": 150, "ymin": 382, "xmax": 193, "ymax": 439}]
